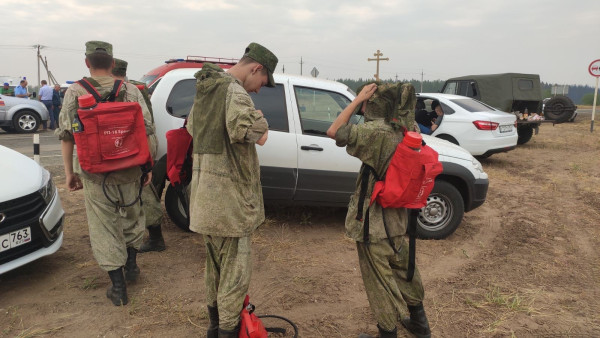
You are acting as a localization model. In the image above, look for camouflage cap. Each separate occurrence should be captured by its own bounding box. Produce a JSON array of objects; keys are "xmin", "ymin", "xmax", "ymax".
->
[
  {"xmin": 244, "ymin": 42, "xmax": 278, "ymax": 87},
  {"xmin": 85, "ymin": 40, "xmax": 113, "ymax": 56},
  {"xmin": 113, "ymin": 58, "xmax": 128, "ymax": 75}
]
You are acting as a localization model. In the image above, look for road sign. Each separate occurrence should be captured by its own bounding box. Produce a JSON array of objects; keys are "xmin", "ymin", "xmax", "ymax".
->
[
  {"xmin": 589, "ymin": 59, "xmax": 600, "ymax": 77},
  {"xmin": 310, "ymin": 67, "xmax": 319, "ymax": 78}
]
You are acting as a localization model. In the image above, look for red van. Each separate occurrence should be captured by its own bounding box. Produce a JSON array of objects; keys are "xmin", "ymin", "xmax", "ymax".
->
[{"xmin": 140, "ymin": 56, "xmax": 237, "ymax": 94}]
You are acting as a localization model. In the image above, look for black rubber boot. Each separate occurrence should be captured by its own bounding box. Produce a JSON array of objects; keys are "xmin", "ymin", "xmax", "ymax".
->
[
  {"xmin": 139, "ymin": 225, "xmax": 166, "ymax": 253},
  {"xmin": 401, "ymin": 303, "xmax": 431, "ymax": 338},
  {"xmin": 358, "ymin": 324, "xmax": 397, "ymax": 338},
  {"xmin": 106, "ymin": 267, "xmax": 128, "ymax": 306},
  {"xmin": 124, "ymin": 247, "xmax": 140, "ymax": 282},
  {"xmin": 218, "ymin": 323, "xmax": 240, "ymax": 338},
  {"xmin": 207, "ymin": 305, "xmax": 219, "ymax": 338}
]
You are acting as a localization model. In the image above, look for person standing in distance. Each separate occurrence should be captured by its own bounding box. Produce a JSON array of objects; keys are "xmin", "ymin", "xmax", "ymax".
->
[
  {"xmin": 38, "ymin": 80, "xmax": 54, "ymax": 129},
  {"xmin": 111, "ymin": 58, "xmax": 165, "ymax": 253},
  {"xmin": 52, "ymin": 84, "xmax": 62, "ymax": 127},
  {"xmin": 56, "ymin": 41, "xmax": 154, "ymax": 306},
  {"xmin": 186, "ymin": 42, "xmax": 276, "ymax": 337}
]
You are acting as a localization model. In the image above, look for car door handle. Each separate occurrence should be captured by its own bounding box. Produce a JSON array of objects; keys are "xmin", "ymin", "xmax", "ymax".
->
[{"xmin": 301, "ymin": 145, "xmax": 323, "ymax": 151}]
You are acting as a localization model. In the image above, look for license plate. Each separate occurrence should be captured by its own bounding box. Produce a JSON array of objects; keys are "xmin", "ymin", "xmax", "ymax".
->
[
  {"xmin": 499, "ymin": 125, "xmax": 512, "ymax": 133},
  {"xmin": 0, "ymin": 227, "xmax": 32, "ymax": 253}
]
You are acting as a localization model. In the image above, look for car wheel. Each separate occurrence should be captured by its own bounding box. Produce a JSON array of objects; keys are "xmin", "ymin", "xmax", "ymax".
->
[
  {"xmin": 1, "ymin": 126, "xmax": 14, "ymax": 132},
  {"xmin": 543, "ymin": 96, "xmax": 575, "ymax": 123},
  {"xmin": 12, "ymin": 110, "xmax": 41, "ymax": 133},
  {"xmin": 165, "ymin": 183, "xmax": 191, "ymax": 232},
  {"xmin": 516, "ymin": 125, "xmax": 534, "ymax": 145},
  {"xmin": 416, "ymin": 180, "xmax": 464, "ymax": 239}
]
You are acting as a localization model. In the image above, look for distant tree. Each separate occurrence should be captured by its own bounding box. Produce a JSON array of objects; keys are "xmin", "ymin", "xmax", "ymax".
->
[
  {"xmin": 581, "ymin": 93, "xmax": 600, "ymax": 106},
  {"xmin": 336, "ymin": 78, "xmax": 445, "ymax": 93}
]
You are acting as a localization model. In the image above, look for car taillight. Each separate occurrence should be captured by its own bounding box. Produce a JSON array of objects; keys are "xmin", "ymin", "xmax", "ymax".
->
[{"xmin": 472, "ymin": 120, "xmax": 499, "ymax": 130}]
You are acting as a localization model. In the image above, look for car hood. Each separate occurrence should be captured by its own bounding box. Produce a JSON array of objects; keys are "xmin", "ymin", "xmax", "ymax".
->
[
  {"xmin": 1, "ymin": 95, "xmax": 45, "ymax": 108},
  {"xmin": 422, "ymin": 135, "xmax": 473, "ymax": 160},
  {"xmin": 0, "ymin": 145, "xmax": 43, "ymax": 202}
]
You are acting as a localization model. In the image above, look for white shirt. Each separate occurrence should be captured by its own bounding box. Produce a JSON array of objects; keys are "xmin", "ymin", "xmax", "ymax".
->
[{"xmin": 39, "ymin": 85, "xmax": 53, "ymax": 100}]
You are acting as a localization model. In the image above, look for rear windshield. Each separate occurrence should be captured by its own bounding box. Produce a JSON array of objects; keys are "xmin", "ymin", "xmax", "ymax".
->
[
  {"xmin": 450, "ymin": 99, "xmax": 496, "ymax": 112},
  {"xmin": 140, "ymin": 75, "xmax": 158, "ymax": 86}
]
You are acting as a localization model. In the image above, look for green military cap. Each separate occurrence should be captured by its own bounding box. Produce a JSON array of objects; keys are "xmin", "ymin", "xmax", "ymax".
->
[
  {"xmin": 85, "ymin": 40, "xmax": 113, "ymax": 56},
  {"xmin": 113, "ymin": 58, "xmax": 128, "ymax": 73},
  {"xmin": 243, "ymin": 42, "xmax": 278, "ymax": 88}
]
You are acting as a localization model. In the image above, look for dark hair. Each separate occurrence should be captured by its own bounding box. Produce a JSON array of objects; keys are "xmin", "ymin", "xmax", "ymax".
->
[
  {"xmin": 41, "ymin": 80, "xmax": 47, "ymax": 85},
  {"xmin": 112, "ymin": 67, "xmax": 126, "ymax": 77},
  {"xmin": 86, "ymin": 53, "xmax": 114, "ymax": 70},
  {"xmin": 20, "ymin": 80, "xmax": 26, "ymax": 84},
  {"xmin": 431, "ymin": 100, "xmax": 440, "ymax": 110}
]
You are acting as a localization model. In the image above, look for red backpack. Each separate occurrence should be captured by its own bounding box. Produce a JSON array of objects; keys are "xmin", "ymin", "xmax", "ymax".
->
[{"xmin": 73, "ymin": 79, "xmax": 152, "ymax": 174}]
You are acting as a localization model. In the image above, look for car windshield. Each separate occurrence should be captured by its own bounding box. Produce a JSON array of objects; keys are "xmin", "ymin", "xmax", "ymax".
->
[
  {"xmin": 450, "ymin": 98, "xmax": 496, "ymax": 112},
  {"xmin": 139, "ymin": 74, "xmax": 158, "ymax": 86}
]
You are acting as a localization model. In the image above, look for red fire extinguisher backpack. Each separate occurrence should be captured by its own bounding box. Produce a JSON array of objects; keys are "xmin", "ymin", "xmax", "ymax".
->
[
  {"xmin": 239, "ymin": 295, "xmax": 268, "ymax": 338},
  {"xmin": 73, "ymin": 79, "xmax": 152, "ymax": 174}
]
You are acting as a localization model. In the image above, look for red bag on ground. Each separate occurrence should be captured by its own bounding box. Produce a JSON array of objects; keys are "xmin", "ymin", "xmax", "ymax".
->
[
  {"xmin": 370, "ymin": 132, "xmax": 443, "ymax": 209},
  {"xmin": 74, "ymin": 79, "xmax": 151, "ymax": 174},
  {"xmin": 239, "ymin": 295, "xmax": 268, "ymax": 338}
]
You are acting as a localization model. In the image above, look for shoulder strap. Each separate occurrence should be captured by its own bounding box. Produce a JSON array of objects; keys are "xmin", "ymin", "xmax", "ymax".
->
[
  {"xmin": 77, "ymin": 78, "xmax": 102, "ymax": 102},
  {"xmin": 107, "ymin": 80, "xmax": 123, "ymax": 102}
]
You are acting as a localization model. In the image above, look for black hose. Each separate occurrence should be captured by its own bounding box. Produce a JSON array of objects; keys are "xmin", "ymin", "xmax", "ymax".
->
[{"xmin": 258, "ymin": 315, "xmax": 299, "ymax": 338}]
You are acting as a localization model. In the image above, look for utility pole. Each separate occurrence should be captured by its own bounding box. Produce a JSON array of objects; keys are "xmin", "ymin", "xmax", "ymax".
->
[
  {"xmin": 282, "ymin": 64, "xmax": 285, "ymax": 74},
  {"xmin": 395, "ymin": 73, "xmax": 398, "ymax": 82},
  {"xmin": 36, "ymin": 44, "xmax": 41, "ymax": 87},
  {"xmin": 367, "ymin": 49, "xmax": 389, "ymax": 81},
  {"xmin": 300, "ymin": 57, "xmax": 304, "ymax": 76},
  {"xmin": 421, "ymin": 69, "xmax": 424, "ymax": 93}
]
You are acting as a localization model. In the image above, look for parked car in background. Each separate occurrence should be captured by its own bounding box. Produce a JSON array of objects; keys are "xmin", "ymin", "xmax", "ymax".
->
[
  {"xmin": 0, "ymin": 145, "xmax": 64, "ymax": 274},
  {"xmin": 149, "ymin": 68, "xmax": 490, "ymax": 239},
  {"xmin": 0, "ymin": 94, "xmax": 50, "ymax": 133},
  {"xmin": 417, "ymin": 93, "xmax": 518, "ymax": 157}
]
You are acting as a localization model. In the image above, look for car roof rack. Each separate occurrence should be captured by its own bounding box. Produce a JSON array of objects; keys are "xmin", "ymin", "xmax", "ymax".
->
[{"xmin": 164, "ymin": 56, "xmax": 238, "ymax": 65}]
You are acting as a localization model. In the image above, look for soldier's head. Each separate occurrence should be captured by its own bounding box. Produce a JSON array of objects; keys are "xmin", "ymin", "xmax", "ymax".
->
[
  {"xmin": 112, "ymin": 58, "xmax": 128, "ymax": 80},
  {"xmin": 84, "ymin": 40, "xmax": 114, "ymax": 71},
  {"xmin": 232, "ymin": 42, "xmax": 278, "ymax": 93}
]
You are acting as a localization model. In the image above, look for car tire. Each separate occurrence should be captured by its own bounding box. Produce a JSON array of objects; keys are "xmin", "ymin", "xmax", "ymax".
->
[
  {"xmin": 165, "ymin": 183, "xmax": 191, "ymax": 232},
  {"xmin": 416, "ymin": 180, "xmax": 464, "ymax": 239},
  {"xmin": 1, "ymin": 126, "xmax": 14, "ymax": 132},
  {"xmin": 543, "ymin": 96, "xmax": 575, "ymax": 123},
  {"xmin": 516, "ymin": 125, "xmax": 534, "ymax": 145},
  {"xmin": 12, "ymin": 110, "xmax": 41, "ymax": 133}
]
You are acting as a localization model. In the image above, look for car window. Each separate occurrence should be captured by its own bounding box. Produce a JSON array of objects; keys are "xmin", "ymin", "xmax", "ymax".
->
[
  {"xmin": 442, "ymin": 82, "xmax": 457, "ymax": 94},
  {"xmin": 166, "ymin": 79, "xmax": 195, "ymax": 118},
  {"xmin": 140, "ymin": 74, "xmax": 158, "ymax": 87},
  {"xmin": 294, "ymin": 86, "xmax": 352, "ymax": 136},
  {"xmin": 421, "ymin": 98, "xmax": 455, "ymax": 115},
  {"xmin": 451, "ymin": 99, "xmax": 496, "ymax": 112},
  {"xmin": 147, "ymin": 78, "xmax": 161, "ymax": 95},
  {"xmin": 518, "ymin": 79, "xmax": 534, "ymax": 90},
  {"xmin": 249, "ymin": 84, "xmax": 288, "ymax": 132}
]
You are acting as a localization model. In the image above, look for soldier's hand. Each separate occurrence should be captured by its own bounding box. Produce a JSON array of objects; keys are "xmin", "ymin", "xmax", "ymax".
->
[
  {"xmin": 143, "ymin": 172, "xmax": 153, "ymax": 187},
  {"xmin": 66, "ymin": 173, "xmax": 83, "ymax": 191}
]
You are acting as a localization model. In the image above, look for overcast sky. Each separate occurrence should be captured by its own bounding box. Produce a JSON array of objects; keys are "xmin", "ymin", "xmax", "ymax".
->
[{"xmin": 2, "ymin": 0, "xmax": 599, "ymax": 87}]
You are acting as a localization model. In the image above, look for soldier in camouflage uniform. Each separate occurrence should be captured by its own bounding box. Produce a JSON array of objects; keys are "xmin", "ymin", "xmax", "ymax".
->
[
  {"xmin": 185, "ymin": 42, "xmax": 276, "ymax": 338},
  {"xmin": 111, "ymin": 59, "xmax": 166, "ymax": 253},
  {"xmin": 327, "ymin": 82, "xmax": 432, "ymax": 338},
  {"xmin": 56, "ymin": 41, "xmax": 155, "ymax": 306}
]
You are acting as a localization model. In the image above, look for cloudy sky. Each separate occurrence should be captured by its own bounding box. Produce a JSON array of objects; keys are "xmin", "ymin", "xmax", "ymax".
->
[{"xmin": 2, "ymin": 0, "xmax": 599, "ymax": 87}]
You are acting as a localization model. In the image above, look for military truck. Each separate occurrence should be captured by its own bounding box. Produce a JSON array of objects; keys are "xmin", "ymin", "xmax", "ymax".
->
[{"xmin": 440, "ymin": 73, "xmax": 577, "ymax": 144}]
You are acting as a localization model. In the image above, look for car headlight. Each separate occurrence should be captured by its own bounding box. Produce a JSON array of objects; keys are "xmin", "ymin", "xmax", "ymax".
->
[
  {"xmin": 39, "ymin": 169, "xmax": 56, "ymax": 204},
  {"xmin": 471, "ymin": 157, "xmax": 484, "ymax": 173}
]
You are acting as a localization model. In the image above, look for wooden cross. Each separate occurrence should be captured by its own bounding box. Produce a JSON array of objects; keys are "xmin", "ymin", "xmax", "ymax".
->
[{"xmin": 368, "ymin": 49, "xmax": 389, "ymax": 81}]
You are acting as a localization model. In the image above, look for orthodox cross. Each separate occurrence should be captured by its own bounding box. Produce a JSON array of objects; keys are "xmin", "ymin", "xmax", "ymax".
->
[{"xmin": 368, "ymin": 49, "xmax": 389, "ymax": 81}]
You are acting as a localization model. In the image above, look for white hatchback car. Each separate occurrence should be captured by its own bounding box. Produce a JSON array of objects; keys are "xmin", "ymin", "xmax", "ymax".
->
[
  {"xmin": 0, "ymin": 145, "xmax": 64, "ymax": 274},
  {"xmin": 417, "ymin": 93, "xmax": 518, "ymax": 157}
]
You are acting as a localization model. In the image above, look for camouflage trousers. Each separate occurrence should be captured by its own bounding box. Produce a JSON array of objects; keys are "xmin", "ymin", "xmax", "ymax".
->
[
  {"xmin": 204, "ymin": 235, "xmax": 251, "ymax": 331},
  {"xmin": 141, "ymin": 183, "xmax": 163, "ymax": 228},
  {"xmin": 357, "ymin": 235, "xmax": 425, "ymax": 331},
  {"xmin": 82, "ymin": 179, "xmax": 145, "ymax": 271}
]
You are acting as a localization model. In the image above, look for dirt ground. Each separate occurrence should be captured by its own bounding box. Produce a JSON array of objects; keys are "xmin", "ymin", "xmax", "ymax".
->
[{"xmin": 2, "ymin": 116, "xmax": 599, "ymax": 337}]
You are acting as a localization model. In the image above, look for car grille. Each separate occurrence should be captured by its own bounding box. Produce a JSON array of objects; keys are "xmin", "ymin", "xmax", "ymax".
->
[{"xmin": 0, "ymin": 192, "xmax": 48, "ymax": 265}]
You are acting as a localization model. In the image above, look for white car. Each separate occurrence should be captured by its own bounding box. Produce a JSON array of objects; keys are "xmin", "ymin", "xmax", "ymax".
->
[
  {"xmin": 149, "ymin": 69, "xmax": 489, "ymax": 239},
  {"xmin": 0, "ymin": 94, "xmax": 50, "ymax": 133},
  {"xmin": 417, "ymin": 93, "xmax": 518, "ymax": 157},
  {"xmin": 0, "ymin": 145, "xmax": 64, "ymax": 274}
]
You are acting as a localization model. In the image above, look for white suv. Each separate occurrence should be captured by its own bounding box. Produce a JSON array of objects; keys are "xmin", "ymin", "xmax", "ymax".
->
[
  {"xmin": 149, "ymin": 69, "xmax": 489, "ymax": 239},
  {"xmin": 0, "ymin": 145, "xmax": 64, "ymax": 274}
]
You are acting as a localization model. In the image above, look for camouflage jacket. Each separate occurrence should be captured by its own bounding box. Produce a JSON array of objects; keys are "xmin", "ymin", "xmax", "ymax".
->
[
  {"xmin": 335, "ymin": 119, "xmax": 408, "ymax": 241},
  {"xmin": 56, "ymin": 76, "xmax": 155, "ymax": 185},
  {"xmin": 186, "ymin": 73, "xmax": 268, "ymax": 237}
]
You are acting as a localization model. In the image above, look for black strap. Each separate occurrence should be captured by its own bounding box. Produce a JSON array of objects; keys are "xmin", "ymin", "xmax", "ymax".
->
[
  {"xmin": 77, "ymin": 79, "xmax": 122, "ymax": 103},
  {"xmin": 107, "ymin": 80, "xmax": 122, "ymax": 102},
  {"xmin": 77, "ymin": 79, "xmax": 102, "ymax": 102},
  {"xmin": 406, "ymin": 209, "xmax": 419, "ymax": 282},
  {"xmin": 356, "ymin": 165, "xmax": 376, "ymax": 244}
]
